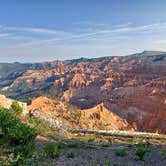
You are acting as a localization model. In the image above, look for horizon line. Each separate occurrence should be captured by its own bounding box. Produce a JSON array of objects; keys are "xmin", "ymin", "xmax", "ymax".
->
[{"xmin": 0, "ymin": 50, "xmax": 165, "ymax": 64}]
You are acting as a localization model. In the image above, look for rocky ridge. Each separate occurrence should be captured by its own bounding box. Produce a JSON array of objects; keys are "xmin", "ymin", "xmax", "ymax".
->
[
  {"xmin": 0, "ymin": 51, "xmax": 166, "ymax": 133},
  {"xmin": 28, "ymin": 96, "xmax": 133, "ymax": 131}
]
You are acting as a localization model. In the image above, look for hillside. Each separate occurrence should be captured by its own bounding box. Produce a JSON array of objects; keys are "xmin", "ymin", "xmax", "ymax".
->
[
  {"xmin": 0, "ymin": 87, "xmax": 166, "ymax": 166},
  {"xmin": 0, "ymin": 51, "xmax": 166, "ymax": 134},
  {"xmin": 28, "ymin": 96, "xmax": 133, "ymax": 131},
  {"xmin": 0, "ymin": 94, "xmax": 27, "ymax": 114}
]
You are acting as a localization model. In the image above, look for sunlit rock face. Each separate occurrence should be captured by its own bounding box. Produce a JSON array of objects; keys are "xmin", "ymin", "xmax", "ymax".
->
[
  {"xmin": 28, "ymin": 96, "xmax": 133, "ymax": 131},
  {"xmin": 0, "ymin": 95, "xmax": 27, "ymax": 115},
  {"xmin": 0, "ymin": 51, "xmax": 166, "ymax": 133}
]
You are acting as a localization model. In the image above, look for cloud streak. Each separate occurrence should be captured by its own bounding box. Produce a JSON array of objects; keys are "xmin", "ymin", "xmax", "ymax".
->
[
  {"xmin": 0, "ymin": 25, "xmax": 69, "ymax": 35},
  {"xmin": 1, "ymin": 22, "xmax": 166, "ymax": 62},
  {"xmin": 1, "ymin": 22, "xmax": 166, "ymax": 46},
  {"xmin": 17, "ymin": 22, "xmax": 166, "ymax": 47},
  {"xmin": 0, "ymin": 33, "xmax": 11, "ymax": 37}
]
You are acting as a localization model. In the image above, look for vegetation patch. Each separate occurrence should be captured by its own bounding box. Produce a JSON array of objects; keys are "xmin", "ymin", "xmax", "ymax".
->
[
  {"xmin": 108, "ymin": 138, "xmax": 112, "ymax": 145},
  {"xmin": 161, "ymin": 151, "xmax": 166, "ymax": 159},
  {"xmin": 10, "ymin": 101, "xmax": 23, "ymax": 115},
  {"xmin": 26, "ymin": 116, "xmax": 51, "ymax": 133},
  {"xmin": 0, "ymin": 108, "xmax": 38, "ymax": 145},
  {"xmin": 66, "ymin": 152, "xmax": 75, "ymax": 158},
  {"xmin": 83, "ymin": 135, "xmax": 96, "ymax": 143},
  {"xmin": 43, "ymin": 142, "xmax": 65, "ymax": 159},
  {"xmin": 115, "ymin": 148, "xmax": 127, "ymax": 157},
  {"xmin": 135, "ymin": 146, "xmax": 147, "ymax": 160},
  {"xmin": 0, "ymin": 107, "xmax": 38, "ymax": 165}
]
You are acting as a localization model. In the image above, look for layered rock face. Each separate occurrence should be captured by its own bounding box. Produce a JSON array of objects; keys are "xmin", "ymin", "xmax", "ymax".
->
[
  {"xmin": 28, "ymin": 96, "xmax": 133, "ymax": 131},
  {"xmin": 0, "ymin": 51, "xmax": 166, "ymax": 133},
  {"xmin": 104, "ymin": 77, "xmax": 166, "ymax": 133}
]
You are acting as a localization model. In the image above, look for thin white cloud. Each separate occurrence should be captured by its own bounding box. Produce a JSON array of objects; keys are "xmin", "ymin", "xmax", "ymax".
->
[
  {"xmin": 0, "ymin": 25, "xmax": 70, "ymax": 35},
  {"xmin": 155, "ymin": 39, "xmax": 166, "ymax": 44},
  {"xmin": 1, "ymin": 22, "xmax": 166, "ymax": 49},
  {"xmin": 0, "ymin": 33, "xmax": 11, "ymax": 37},
  {"xmin": 15, "ymin": 22, "xmax": 166, "ymax": 47}
]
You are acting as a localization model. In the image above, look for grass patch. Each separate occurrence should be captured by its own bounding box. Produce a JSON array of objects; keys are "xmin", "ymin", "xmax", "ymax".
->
[
  {"xmin": 161, "ymin": 151, "xmax": 166, "ymax": 158},
  {"xmin": 102, "ymin": 144, "xmax": 110, "ymax": 147},
  {"xmin": 83, "ymin": 135, "xmax": 95, "ymax": 143},
  {"xmin": 135, "ymin": 147, "xmax": 147, "ymax": 160},
  {"xmin": 66, "ymin": 152, "xmax": 75, "ymax": 158},
  {"xmin": 67, "ymin": 140, "xmax": 84, "ymax": 148},
  {"xmin": 105, "ymin": 159, "xmax": 111, "ymax": 166},
  {"xmin": 13, "ymin": 145, "xmax": 35, "ymax": 158},
  {"xmin": 108, "ymin": 138, "xmax": 112, "ymax": 145},
  {"xmin": 10, "ymin": 101, "xmax": 23, "ymax": 116},
  {"xmin": 26, "ymin": 116, "xmax": 51, "ymax": 133},
  {"xmin": 102, "ymin": 138, "xmax": 113, "ymax": 147},
  {"xmin": 44, "ymin": 145, "xmax": 61, "ymax": 158},
  {"xmin": 43, "ymin": 142, "xmax": 65, "ymax": 158},
  {"xmin": 115, "ymin": 148, "xmax": 127, "ymax": 157}
]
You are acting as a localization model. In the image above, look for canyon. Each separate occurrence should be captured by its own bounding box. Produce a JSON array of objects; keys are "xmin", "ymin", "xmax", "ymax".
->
[{"xmin": 0, "ymin": 51, "xmax": 166, "ymax": 133}]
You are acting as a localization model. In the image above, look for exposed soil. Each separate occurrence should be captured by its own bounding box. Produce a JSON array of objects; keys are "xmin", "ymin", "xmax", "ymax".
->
[{"xmin": 33, "ymin": 133, "xmax": 166, "ymax": 166}]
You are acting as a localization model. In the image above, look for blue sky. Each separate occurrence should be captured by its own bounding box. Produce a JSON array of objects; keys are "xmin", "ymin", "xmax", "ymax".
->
[{"xmin": 0, "ymin": 0, "xmax": 166, "ymax": 62}]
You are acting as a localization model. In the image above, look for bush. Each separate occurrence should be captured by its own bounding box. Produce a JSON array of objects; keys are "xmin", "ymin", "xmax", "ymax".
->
[
  {"xmin": 0, "ymin": 108, "xmax": 38, "ymax": 145},
  {"xmin": 56, "ymin": 142, "xmax": 65, "ymax": 149},
  {"xmin": 66, "ymin": 152, "xmax": 75, "ymax": 158},
  {"xmin": 44, "ymin": 142, "xmax": 65, "ymax": 158},
  {"xmin": 84, "ymin": 135, "xmax": 95, "ymax": 143},
  {"xmin": 44, "ymin": 145, "xmax": 60, "ymax": 158},
  {"xmin": 108, "ymin": 138, "xmax": 112, "ymax": 145},
  {"xmin": 27, "ymin": 117, "xmax": 50, "ymax": 133},
  {"xmin": 10, "ymin": 101, "xmax": 23, "ymax": 115},
  {"xmin": 67, "ymin": 140, "xmax": 83, "ymax": 148},
  {"xmin": 13, "ymin": 145, "xmax": 35, "ymax": 158},
  {"xmin": 8, "ymin": 124, "xmax": 38, "ymax": 145},
  {"xmin": 161, "ymin": 151, "xmax": 166, "ymax": 158},
  {"xmin": 115, "ymin": 149, "xmax": 127, "ymax": 157},
  {"xmin": 136, "ymin": 147, "xmax": 147, "ymax": 160}
]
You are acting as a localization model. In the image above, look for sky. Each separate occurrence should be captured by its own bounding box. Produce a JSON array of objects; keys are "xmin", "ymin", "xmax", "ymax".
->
[{"xmin": 1, "ymin": 0, "xmax": 166, "ymax": 62}]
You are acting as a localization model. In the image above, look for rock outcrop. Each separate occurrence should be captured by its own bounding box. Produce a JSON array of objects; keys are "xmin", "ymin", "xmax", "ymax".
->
[
  {"xmin": 0, "ymin": 51, "xmax": 166, "ymax": 133},
  {"xmin": 28, "ymin": 96, "xmax": 133, "ymax": 131},
  {"xmin": 0, "ymin": 95, "xmax": 27, "ymax": 115}
]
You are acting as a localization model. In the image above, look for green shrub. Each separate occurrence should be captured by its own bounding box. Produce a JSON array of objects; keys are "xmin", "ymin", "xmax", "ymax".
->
[
  {"xmin": 56, "ymin": 142, "xmax": 65, "ymax": 149},
  {"xmin": 44, "ymin": 145, "xmax": 60, "ymax": 158},
  {"xmin": 66, "ymin": 152, "xmax": 75, "ymax": 158},
  {"xmin": 8, "ymin": 153, "xmax": 27, "ymax": 166},
  {"xmin": 8, "ymin": 145, "xmax": 36, "ymax": 166},
  {"xmin": 102, "ymin": 144, "xmax": 110, "ymax": 147},
  {"xmin": 0, "ymin": 148, "xmax": 3, "ymax": 156},
  {"xmin": 0, "ymin": 108, "xmax": 19, "ymax": 134},
  {"xmin": 136, "ymin": 147, "xmax": 147, "ymax": 160},
  {"xmin": 108, "ymin": 138, "xmax": 112, "ymax": 145},
  {"xmin": 105, "ymin": 159, "xmax": 111, "ymax": 166},
  {"xmin": 0, "ymin": 127, "xmax": 3, "ymax": 136},
  {"xmin": 115, "ymin": 149, "xmax": 127, "ymax": 157},
  {"xmin": 10, "ymin": 101, "xmax": 23, "ymax": 115},
  {"xmin": 13, "ymin": 145, "xmax": 35, "ymax": 158},
  {"xmin": 43, "ymin": 142, "xmax": 65, "ymax": 159},
  {"xmin": 27, "ymin": 117, "xmax": 50, "ymax": 133},
  {"xmin": 67, "ymin": 140, "xmax": 83, "ymax": 148},
  {"xmin": 84, "ymin": 135, "xmax": 95, "ymax": 143},
  {"xmin": 8, "ymin": 123, "xmax": 38, "ymax": 145},
  {"xmin": 0, "ymin": 108, "xmax": 38, "ymax": 145},
  {"xmin": 161, "ymin": 151, "xmax": 166, "ymax": 158}
]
